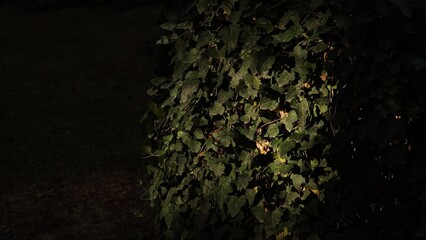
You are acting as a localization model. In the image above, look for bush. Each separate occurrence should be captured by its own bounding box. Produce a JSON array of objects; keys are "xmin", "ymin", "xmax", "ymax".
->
[
  {"xmin": 144, "ymin": 1, "xmax": 339, "ymax": 238},
  {"xmin": 143, "ymin": 0, "xmax": 426, "ymax": 239}
]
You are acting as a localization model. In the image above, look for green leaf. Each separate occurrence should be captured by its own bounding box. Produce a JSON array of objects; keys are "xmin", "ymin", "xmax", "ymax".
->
[
  {"xmin": 147, "ymin": 101, "xmax": 161, "ymax": 118},
  {"xmin": 146, "ymin": 87, "xmax": 158, "ymax": 96},
  {"xmin": 195, "ymin": 0, "xmax": 209, "ymax": 13},
  {"xmin": 211, "ymin": 163, "xmax": 225, "ymax": 177},
  {"xmin": 219, "ymin": 24, "xmax": 241, "ymax": 51},
  {"xmin": 217, "ymin": 181, "xmax": 233, "ymax": 208},
  {"xmin": 184, "ymin": 48, "xmax": 201, "ymax": 63},
  {"xmin": 196, "ymin": 31, "xmax": 212, "ymax": 48},
  {"xmin": 161, "ymin": 205, "xmax": 173, "ymax": 228},
  {"xmin": 176, "ymin": 21, "xmax": 193, "ymax": 30},
  {"xmin": 286, "ymin": 190, "xmax": 300, "ymax": 205},
  {"xmin": 259, "ymin": 56, "xmax": 275, "ymax": 76},
  {"xmin": 245, "ymin": 75, "xmax": 261, "ymax": 89},
  {"xmin": 269, "ymin": 161, "xmax": 293, "ymax": 175},
  {"xmin": 278, "ymin": 11, "xmax": 300, "ymax": 30},
  {"xmin": 300, "ymin": 140, "xmax": 315, "ymax": 151},
  {"xmin": 160, "ymin": 22, "xmax": 175, "ymax": 31},
  {"xmin": 256, "ymin": 17, "xmax": 274, "ymax": 33},
  {"xmin": 240, "ymin": 86, "xmax": 259, "ymax": 99},
  {"xmin": 290, "ymin": 174, "xmax": 305, "ymax": 189},
  {"xmin": 205, "ymin": 48, "xmax": 223, "ymax": 59},
  {"xmin": 265, "ymin": 123, "xmax": 280, "ymax": 138},
  {"xmin": 251, "ymin": 205, "xmax": 265, "ymax": 223},
  {"xmin": 296, "ymin": 98, "xmax": 310, "ymax": 129},
  {"xmin": 213, "ymin": 129, "xmax": 236, "ymax": 147},
  {"xmin": 151, "ymin": 77, "xmax": 167, "ymax": 86},
  {"xmin": 236, "ymin": 172, "xmax": 252, "ymax": 190},
  {"xmin": 189, "ymin": 140, "xmax": 202, "ymax": 153},
  {"xmin": 240, "ymin": 115, "xmax": 251, "ymax": 124},
  {"xmin": 304, "ymin": 17, "xmax": 320, "ymax": 31},
  {"xmin": 177, "ymin": 131, "xmax": 190, "ymax": 142},
  {"xmin": 210, "ymin": 102, "xmax": 225, "ymax": 116},
  {"xmin": 273, "ymin": 25, "xmax": 304, "ymax": 43},
  {"xmin": 141, "ymin": 145, "xmax": 152, "ymax": 155},
  {"xmin": 285, "ymin": 86, "xmax": 299, "ymax": 103},
  {"xmin": 282, "ymin": 110, "xmax": 298, "ymax": 132},
  {"xmin": 259, "ymin": 97, "xmax": 279, "ymax": 110},
  {"xmin": 227, "ymin": 196, "xmax": 246, "ymax": 217},
  {"xmin": 181, "ymin": 80, "xmax": 199, "ymax": 103},
  {"xmin": 310, "ymin": 42, "xmax": 327, "ymax": 53},
  {"xmin": 230, "ymin": 8, "xmax": 244, "ymax": 24},
  {"xmin": 277, "ymin": 70, "xmax": 295, "ymax": 87},
  {"xmin": 173, "ymin": 63, "xmax": 191, "ymax": 80},
  {"xmin": 278, "ymin": 139, "xmax": 296, "ymax": 157},
  {"xmin": 265, "ymin": 208, "xmax": 283, "ymax": 227},
  {"xmin": 217, "ymin": 90, "xmax": 234, "ymax": 104},
  {"xmin": 193, "ymin": 128, "xmax": 204, "ymax": 139},
  {"xmin": 245, "ymin": 189, "xmax": 257, "ymax": 206},
  {"xmin": 291, "ymin": 44, "xmax": 308, "ymax": 65}
]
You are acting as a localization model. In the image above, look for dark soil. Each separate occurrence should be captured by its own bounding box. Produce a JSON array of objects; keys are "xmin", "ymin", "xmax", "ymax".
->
[{"xmin": 0, "ymin": 4, "xmax": 164, "ymax": 239}]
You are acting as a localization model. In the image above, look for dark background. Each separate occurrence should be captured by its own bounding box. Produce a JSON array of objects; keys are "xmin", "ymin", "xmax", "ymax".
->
[{"xmin": 0, "ymin": 1, "xmax": 168, "ymax": 239}]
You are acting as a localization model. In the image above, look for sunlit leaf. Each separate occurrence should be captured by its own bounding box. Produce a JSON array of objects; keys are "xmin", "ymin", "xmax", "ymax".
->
[
  {"xmin": 210, "ymin": 102, "xmax": 225, "ymax": 116},
  {"xmin": 259, "ymin": 97, "xmax": 279, "ymax": 110},
  {"xmin": 265, "ymin": 123, "xmax": 280, "ymax": 138},
  {"xmin": 277, "ymin": 70, "xmax": 295, "ymax": 87},
  {"xmin": 281, "ymin": 110, "xmax": 298, "ymax": 131},
  {"xmin": 290, "ymin": 174, "xmax": 305, "ymax": 189},
  {"xmin": 273, "ymin": 25, "xmax": 304, "ymax": 43},
  {"xmin": 256, "ymin": 139, "xmax": 271, "ymax": 155}
]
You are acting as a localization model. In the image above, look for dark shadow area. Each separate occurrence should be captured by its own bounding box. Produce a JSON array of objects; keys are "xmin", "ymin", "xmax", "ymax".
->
[
  {"xmin": 0, "ymin": 3, "xmax": 166, "ymax": 239},
  {"xmin": 323, "ymin": 1, "xmax": 426, "ymax": 239}
]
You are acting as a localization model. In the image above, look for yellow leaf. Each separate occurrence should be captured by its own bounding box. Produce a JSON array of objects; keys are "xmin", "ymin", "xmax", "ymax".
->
[
  {"xmin": 275, "ymin": 153, "xmax": 286, "ymax": 163},
  {"xmin": 279, "ymin": 110, "xmax": 288, "ymax": 119},
  {"xmin": 256, "ymin": 139, "xmax": 270, "ymax": 155},
  {"xmin": 276, "ymin": 226, "xmax": 290, "ymax": 240},
  {"xmin": 310, "ymin": 189, "xmax": 320, "ymax": 196},
  {"xmin": 320, "ymin": 70, "xmax": 328, "ymax": 81},
  {"xmin": 303, "ymin": 82, "xmax": 311, "ymax": 88}
]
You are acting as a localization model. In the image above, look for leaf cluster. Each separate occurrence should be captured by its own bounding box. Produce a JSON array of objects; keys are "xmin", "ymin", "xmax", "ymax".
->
[{"xmin": 142, "ymin": 0, "xmax": 426, "ymax": 239}]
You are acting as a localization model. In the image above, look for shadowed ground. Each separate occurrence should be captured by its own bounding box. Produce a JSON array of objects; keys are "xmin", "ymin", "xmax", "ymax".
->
[{"xmin": 0, "ymin": 4, "xmax": 163, "ymax": 239}]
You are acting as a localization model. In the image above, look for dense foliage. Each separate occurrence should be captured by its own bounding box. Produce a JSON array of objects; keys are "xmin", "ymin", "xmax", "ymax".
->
[{"xmin": 142, "ymin": 0, "xmax": 426, "ymax": 239}]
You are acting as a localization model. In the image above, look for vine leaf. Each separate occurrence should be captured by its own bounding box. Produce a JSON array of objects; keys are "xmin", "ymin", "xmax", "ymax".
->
[
  {"xmin": 259, "ymin": 97, "xmax": 279, "ymax": 110},
  {"xmin": 273, "ymin": 25, "xmax": 304, "ymax": 43},
  {"xmin": 265, "ymin": 123, "xmax": 280, "ymax": 138},
  {"xmin": 251, "ymin": 205, "xmax": 266, "ymax": 223},
  {"xmin": 227, "ymin": 196, "xmax": 246, "ymax": 217},
  {"xmin": 278, "ymin": 139, "xmax": 296, "ymax": 156},
  {"xmin": 210, "ymin": 102, "xmax": 225, "ymax": 116},
  {"xmin": 290, "ymin": 174, "xmax": 305, "ymax": 189},
  {"xmin": 217, "ymin": 181, "xmax": 233, "ymax": 208},
  {"xmin": 277, "ymin": 70, "xmax": 295, "ymax": 87},
  {"xmin": 281, "ymin": 110, "xmax": 298, "ymax": 132},
  {"xmin": 181, "ymin": 80, "xmax": 199, "ymax": 103}
]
